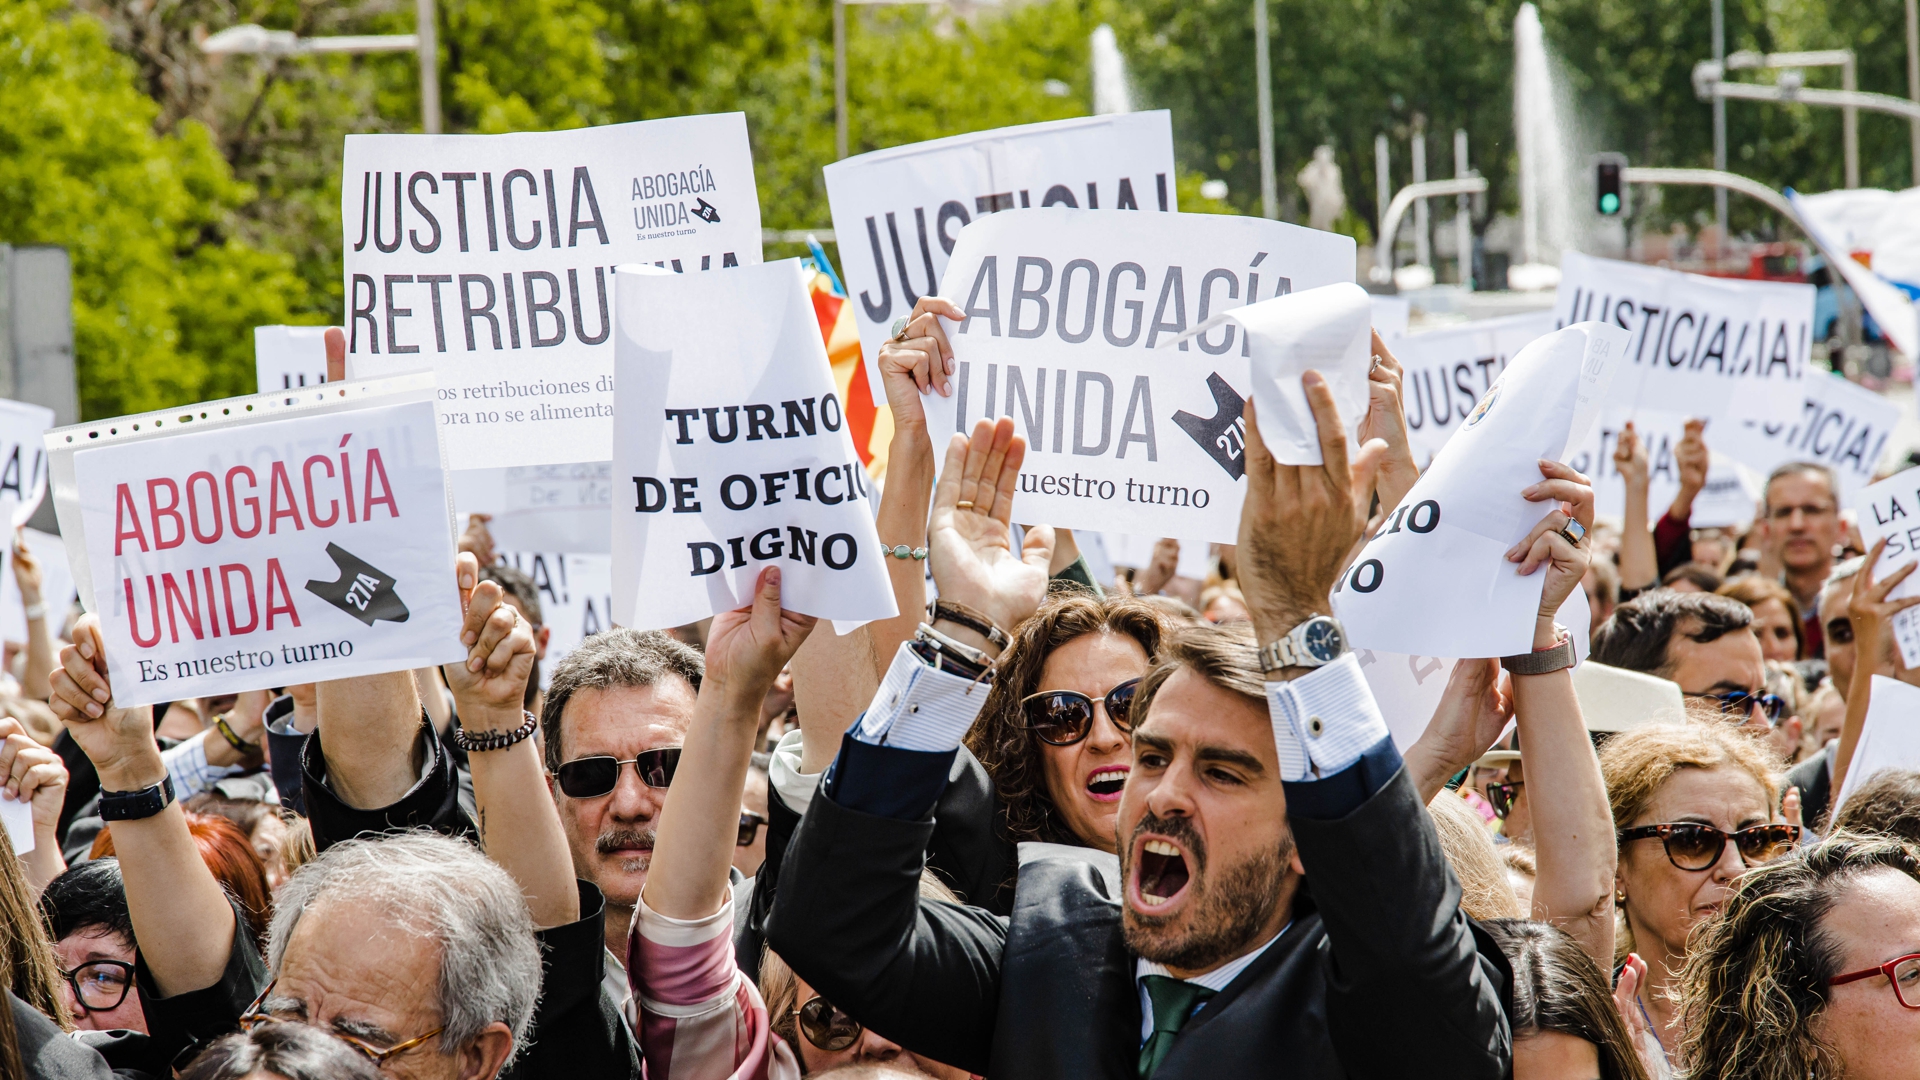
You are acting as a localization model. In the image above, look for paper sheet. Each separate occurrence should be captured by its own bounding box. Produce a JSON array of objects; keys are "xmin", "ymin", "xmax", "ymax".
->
[
  {"xmin": 0, "ymin": 795, "xmax": 31, "ymax": 856},
  {"xmin": 1853, "ymin": 466, "xmax": 1920, "ymax": 668},
  {"xmin": 1832, "ymin": 676, "xmax": 1920, "ymax": 818}
]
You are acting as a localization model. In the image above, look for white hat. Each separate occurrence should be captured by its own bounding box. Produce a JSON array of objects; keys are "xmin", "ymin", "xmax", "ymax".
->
[{"xmin": 1571, "ymin": 661, "xmax": 1689, "ymax": 732}]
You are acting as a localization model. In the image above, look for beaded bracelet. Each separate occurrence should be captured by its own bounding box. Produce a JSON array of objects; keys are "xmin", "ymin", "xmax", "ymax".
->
[
  {"xmin": 452, "ymin": 710, "xmax": 541, "ymax": 752},
  {"xmin": 884, "ymin": 544, "xmax": 928, "ymax": 561}
]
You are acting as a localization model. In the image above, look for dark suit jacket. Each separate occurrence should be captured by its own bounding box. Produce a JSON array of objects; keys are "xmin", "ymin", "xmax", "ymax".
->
[{"xmin": 767, "ymin": 764, "xmax": 1511, "ymax": 1080}]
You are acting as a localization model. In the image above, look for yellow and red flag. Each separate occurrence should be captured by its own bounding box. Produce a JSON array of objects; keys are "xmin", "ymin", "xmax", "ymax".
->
[{"xmin": 808, "ymin": 271, "xmax": 893, "ymax": 478}]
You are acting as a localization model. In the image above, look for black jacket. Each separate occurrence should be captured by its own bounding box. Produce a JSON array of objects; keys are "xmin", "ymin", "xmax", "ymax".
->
[{"xmin": 767, "ymin": 764, "xmax": 1511, "ymax": 1080}]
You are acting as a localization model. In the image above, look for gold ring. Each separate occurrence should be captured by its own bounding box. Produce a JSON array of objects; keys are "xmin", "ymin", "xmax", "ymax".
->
[{"xmin": 955, "ymin": 500, "xmax": 974, "ymax": 510}]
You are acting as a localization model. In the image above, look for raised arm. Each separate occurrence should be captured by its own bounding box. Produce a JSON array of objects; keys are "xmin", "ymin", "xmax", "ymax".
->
[
  {"xmin": 1359, "ymin": 330, "xmax": 1419, "ymax": 523},
  {"xmin": 444, "ymin": 552, "xmax": 577, "ymax": 929},
  {"xmin": 1614, "ymin": 422, "xmax": 1658, "ymax": 594},
  {"xmin": 48, "ymin": 616, "xmax": 235, "ymax": 995},
  {"xmin": 0, "ymin": 714, "xmax": 68, "ymax": 890},
  {"xmin": 13, "ymin": 536, "xmax": 55, "ymax": 702},
  {"xmin": 1504, "ymin": 459, "xmax": 1616, "ymax": 968},
  {"xmin": 1834, "ymin": 539, "xmax": 1920, "ymax": 797}
]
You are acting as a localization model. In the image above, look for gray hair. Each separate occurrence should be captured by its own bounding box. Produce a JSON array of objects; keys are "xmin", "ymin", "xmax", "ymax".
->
[
  {"xmin": 266, "ymin": 833, "xmax": 542, "ymax": 1061},
  {"xmin": 541, "ymin": 627, "xmax": 704, "ymax": 772}
]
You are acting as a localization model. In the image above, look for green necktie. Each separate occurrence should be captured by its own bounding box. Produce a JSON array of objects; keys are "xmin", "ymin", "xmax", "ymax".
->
[{"xmin": 1137, "ymin": 974, "xmax": 1217, "ymax": 1079}]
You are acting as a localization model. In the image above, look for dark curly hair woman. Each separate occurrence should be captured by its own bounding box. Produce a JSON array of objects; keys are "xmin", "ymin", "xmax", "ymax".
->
[{"xmin": 964, "ymin": 592, "xmax": 1167, "ymax": 852}]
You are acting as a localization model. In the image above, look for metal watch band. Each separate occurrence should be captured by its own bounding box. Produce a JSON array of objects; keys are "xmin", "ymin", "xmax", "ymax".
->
[
  {"xmin": 99, "ymin": 776, "xmax": 176, "ymax": 822},
  {"xmin": 930, "ymin": 599, "xmax": 1010, "ymax": 649},
  {"xmin": 1502, "ymin": 634, "xmax": 1576, "ymax": 676}
]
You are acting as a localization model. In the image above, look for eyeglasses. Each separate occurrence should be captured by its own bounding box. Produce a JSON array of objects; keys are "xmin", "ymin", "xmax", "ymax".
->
[
  {"xmin": 1827, "ymin": 618, "xmax": 1856, "ymax": 646},
  {"xmin": 553, "ymin": 748, "xmax": 682, "ymax": 798},
  {"xmin": 1487, "ymin": 781, "xmax": 1525, "ymax": 819},
  {"xmin": 60, "ymin": 960, "xmax": 135, "ymax": 1013},
  {"xmin": 738, "ymin": 811, "xmax": 767, "ymax": 847},
  {"xmin": 795, "ymin": 994, "xmax": 863, "ymax": 1051},
  {"xmin": 239, "ymin": 978, "xmax": 445, "ymax": 1066},
  {"xmin": 1616, "ymin": 822, "xmax": 1801, "ymax": 871},
  {"xmin": 1769, "ymin": 502, "xmax": 1836, "ymax": 521},
  {"xmin": 1686, "ymin": 690, "xmax": 1787, "ymax": 724},
  {"xmin": 1020, "ymin": 678, "xmax": 1140, "ymax": 746},
  {"xmin": 1829, "ymin": 953, "xmax": 1920, "ymax": 1008}
]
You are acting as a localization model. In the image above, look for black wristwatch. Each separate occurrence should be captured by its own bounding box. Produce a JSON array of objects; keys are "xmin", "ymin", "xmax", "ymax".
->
[{"xmin": 99, "ymin": 776, "xmax": 175, "ymax": 822}]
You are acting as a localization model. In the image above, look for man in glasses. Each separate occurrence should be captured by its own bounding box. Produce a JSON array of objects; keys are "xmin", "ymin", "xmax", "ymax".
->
[
  {"xmin": 1593, "ymin": 590, "xmax": 1774, "ymax": 733},
  {"xmin": 1759, "ymin": 462, "xmax": 1845, "ymax": 658},
  {"xmin": 1787, "ymin": 557, "xmax": 1865, "ymax": 830}
]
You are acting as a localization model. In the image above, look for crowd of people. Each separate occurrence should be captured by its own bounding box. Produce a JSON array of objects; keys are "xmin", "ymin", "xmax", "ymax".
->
[{"xmin": 0, "ymin": 303, "xmax": 1917, "ymax": 1080}]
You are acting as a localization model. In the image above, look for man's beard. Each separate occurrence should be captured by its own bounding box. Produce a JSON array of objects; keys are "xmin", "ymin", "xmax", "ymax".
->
[
  {"xmin": 596, "ymin": 826, "xmax": 656, "ymax": 875},
  {"xmin": 1120, "ymin": 812, "xmax": 1292, "ymax": 973}
]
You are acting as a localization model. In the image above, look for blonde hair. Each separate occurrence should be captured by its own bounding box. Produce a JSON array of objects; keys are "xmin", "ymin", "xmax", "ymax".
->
[{"xmin": 1428, "ymin": 791, "xmax": 1524, "ymax": 921}]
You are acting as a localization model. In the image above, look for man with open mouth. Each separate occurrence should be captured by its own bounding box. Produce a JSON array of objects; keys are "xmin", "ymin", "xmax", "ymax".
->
[{"xmin": 769, "ymin": 378, "xmax": 1515, "ymax": 1079}]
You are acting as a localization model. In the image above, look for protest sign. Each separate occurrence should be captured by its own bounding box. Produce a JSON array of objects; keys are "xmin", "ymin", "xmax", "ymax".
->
[
  {"xmin": 1197, "ymin": 282, "xmax": 1373, "ymax": 466},
  {"xmin": 1333, "ymin": 322, "xmax": 1626, "ymax": 658},
  {"xmin": 825, "ymin": 113, "xmax": 1177, "ymax": 396},
  {"xmin": 254, "ymin": 326, "xmax": 331, "ymax": 393},
  {"xmin": 0, "ymin": 400, "xmax": 53, "ymax": 530},
  {"xmin": 47, "ymin": 374, "xmax": 466, "ymax": 707},
  {"xmin": 1716, "ymin": 371, "xmax": 1900, "ymax": 503},
  {"xmin": 1832, "ymin": 676, "xmax": 1920, "ymax": 819},
  {"xmin": 0, "ymin": 796, "xmax": 29, "ymax": 856},
  {"xmin": 342, "ymin": 115, "xmax": 763, "ymax": 470},
  {"xmin": 1385, "ymin": 311, "xmax": 1557, "ymax": 468},
  {"xmin": 1555, "ymin": 253, "xmax": 1815, "ymax": 520},
  {"xmin": 611, "ymin": 262, "xmax": 897, "ymax": 630},
  {"xmin": 497, "ymin": 551, "xmax": 613, "ymax": 689},
  {"xmin": 1853, "ymin": 466, "xmax": 1920, "ymax": 668},
  {"xmin": 0, "ymin": 528, "xmax": 74, "ymax": 643},
  {"xmin": 927, "ymin": 208, "xmax": 1355, "ymax": 544},
  {"xmin": 479, "ymin": 463, "xmax": 614, "ymax": 554}
]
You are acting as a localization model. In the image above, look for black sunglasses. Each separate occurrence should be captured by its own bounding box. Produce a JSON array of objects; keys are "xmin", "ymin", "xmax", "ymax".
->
[
  {"xmin": 1688, "ymin": 690, "xmax": 1788, "ymax": 724},
  {"xmin": 738, "ymin": 811, "xmax": 767, "ymax": 847},
  {"xmin": 1020, "ymin": 678, "xmax": 1141, "ymax": 746},
  {"xmin": 554, "ymin": 748, "xmax": 682, "ymax": 798},
  {"xmin": 1487, "ymin": 780, "xmax": 1524, "ymax": 819},
  {"xmin": 796, "ymin": 995, "xmax": 863, "ymax": 1052},
  {"xmin": 1617, "ymin": 822, "xmax": 1801, "ymax": 871}
]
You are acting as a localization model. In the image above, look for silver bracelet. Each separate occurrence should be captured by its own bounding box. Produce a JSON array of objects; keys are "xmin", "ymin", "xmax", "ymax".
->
[{"xmin": 22, "ymin": 602, "xmax": 46, "ymax": 621}]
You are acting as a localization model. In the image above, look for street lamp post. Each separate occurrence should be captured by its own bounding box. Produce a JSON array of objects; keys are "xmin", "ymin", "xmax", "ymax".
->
[
  {"xmin": 1694, "ymin": 59, "xmax": 1920, "ymax": 186},
  {"xmin": 199, "ymin": 14, "xmax": 438, "ymax": 133},
  {"xmin": 1254, "ymin": 0, "xmax": 1277, "ymax": 219}
]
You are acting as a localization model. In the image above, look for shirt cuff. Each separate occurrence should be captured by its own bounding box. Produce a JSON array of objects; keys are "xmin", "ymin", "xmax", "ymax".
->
[
  {"xmin": 162, "ymin": 735, "xmax": 249, "ymax": 798},
  {"xmin": 1267, "ymin": 653, "xmax": 1390, "ymax": 783},
  {"xmin": 850, "ymin": 641, "xmax": 991, "ymax": 753},
  {"xmin": 768, "ymin": 728, "xmax": 822, "ymax": 815}
]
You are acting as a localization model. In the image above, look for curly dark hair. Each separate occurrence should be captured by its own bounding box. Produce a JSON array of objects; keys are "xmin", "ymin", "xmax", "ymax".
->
[
  {"xmin": 1677, "ymin": 833, "xmax": 1920, "ymax": 1080},
  {"xmin": 962, "ymin": 593, "xmax": 1166, "ymax": 846}
]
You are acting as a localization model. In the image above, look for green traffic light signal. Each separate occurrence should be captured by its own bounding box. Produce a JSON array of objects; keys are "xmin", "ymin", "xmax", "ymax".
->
[{"xmin": 1600, "ymin": 192, "xmax": 1620, "ymax": 214}]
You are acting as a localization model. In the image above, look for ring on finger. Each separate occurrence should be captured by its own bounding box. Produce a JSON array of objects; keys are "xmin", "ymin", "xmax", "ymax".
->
[
  {"xmin": 955, "ymin": 500, "xmax": 975, "ymax": 511},
  {"xmin": 890, "ymin": 316, "xmax": 910, "ymax": 342},
  {"xmin": 1557, "ymin": 517, "xmax": 1588, "ymax": 547}
]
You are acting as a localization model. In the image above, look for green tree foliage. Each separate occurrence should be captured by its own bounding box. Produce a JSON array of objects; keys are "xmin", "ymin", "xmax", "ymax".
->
[{"xmin": 0, "ymin": 0, "xmax": 305, "ymax": 418}]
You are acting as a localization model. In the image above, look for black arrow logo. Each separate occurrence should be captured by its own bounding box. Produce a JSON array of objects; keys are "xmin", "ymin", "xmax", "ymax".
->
[
  {"xmin": 1173, "ymin": 373, "xmax": 1250, "ymax": 481},
  {"xmin": 305, "ymin": 543, "xmax": 411, "ymax": 626},
  {"xmin": 692, "ymin": 198, "xmax": 721, "ymax": 223}
]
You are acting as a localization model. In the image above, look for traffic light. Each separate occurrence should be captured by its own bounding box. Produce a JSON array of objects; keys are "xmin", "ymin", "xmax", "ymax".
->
[{"xmin": 1595, "ymin": 154, "xmax": 1627, "ymax": 216}]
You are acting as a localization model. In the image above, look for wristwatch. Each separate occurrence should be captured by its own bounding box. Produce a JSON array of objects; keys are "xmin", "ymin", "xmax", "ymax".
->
[
  {"xmin": 1259, "ymin": 615, "xmax": 1348, "ymax": 673},
  {"xmin": 99, "ymin": 776, "xmax": 175, "ymax": 822},
  {"xmin": 1502, "ymin": 626, "xmax": 1576, "ymax": 676}
]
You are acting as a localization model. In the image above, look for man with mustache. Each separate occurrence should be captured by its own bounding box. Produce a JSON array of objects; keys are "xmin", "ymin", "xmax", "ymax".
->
[{"xmin": 769, "ymin": 379, "xmax": 1515, "ymax": 1078}]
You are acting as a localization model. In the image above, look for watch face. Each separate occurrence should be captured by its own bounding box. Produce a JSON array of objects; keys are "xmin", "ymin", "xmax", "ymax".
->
[{"xmin": 1303, "ymin": 618, "xmax": 1344, "ymax": 661}]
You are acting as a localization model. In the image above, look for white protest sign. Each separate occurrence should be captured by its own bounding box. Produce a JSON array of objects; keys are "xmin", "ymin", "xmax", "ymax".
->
[
  {"xmin": 0, "ymin": 400, "xmax": 53, "ymax": 529},
  {"xmin": 1197, "ymin": 283, "xmax": 1372, "ymax": 466},
  {"xmin": 1333, "ymin": 323, "xmax": 1626, "ymax": 658},
  {"xmin": 0, "ymin": 796, "xmax": 29, "ymax": 856},
  {"xmin": 0, "ymin": 528, "xmax": 74, "ymax": 642},
  {"xmin": 928, "ymin": 208, "xmax": 1355, "ymax": 544},
  {"xmin": 612, "ymin": 262, "xmax": 897, "ymax": 630},
  {"xmin": 1387, "ymin": 311, "xmax": 1557, "ymax": 468},
  {"xmin": 1716, "ymin": 372, "xmax": 1901, "ymax": 503},
  {"xmin": 1832, "ymin": 675, "xmax": 1920, "ymax": 818},
  {"xmin": 1854, "ymin": 466, "xmax": 1920, "ymax": 668},
  {"xmin": 342, "ymin": 115, "xmax": 763, "ymax": 470},
  {"xmin": 485, "ymin": 462, "xmax": 613, "ymax": 554},
  {"xmin": 254, "ymin": 326, "xmax": 331, "ymax": 393},
  {"xmin": 826, "ymin": 113, "xmax": 1177, "ymax": 397},
  {"xmin": 498, "ymin": 551, "xmax": 613, "ymax": 689},
  {"xmin": 48, "ymin": 376, "xmax": 465, "ymax": 707},
  {"xmin": 1555, "ymin": 253, "xmax": 1815, "ymax": 519}
]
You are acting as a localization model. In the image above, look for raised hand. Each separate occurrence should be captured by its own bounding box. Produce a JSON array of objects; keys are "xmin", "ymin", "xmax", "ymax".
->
[
  {"xmin": 705, "ymin": 566, "xmax": 819, "ymax": 711},
  {"xmin": 1847, "ymin": 538, "xmax": 1920, "ymax": 676},
  {"xmin": 1238, "ymin": 373, "xmax": 1387, "ymax": 651},
  {"xmin": 1133, "ymin": 537, "xmax": 1181, "ymax": 596},
  {"xmin": 11, "ymin": 534, "xmax": 42, "ymax": 605},
  {"xmin": 1358, "ymin": 330, "xmax": 1419, "ymax": 519},
  {"xmin": 1405, "ymin": 658, "xmax": 1514, "ymax": 803},
  {"xmin": 445, "ymin": 551, "xmax": 535, "ymax": 723},
  {"xmin": 0, "ymin": 715, "xmax": 67, "ymax": 833},
  {"xmin": 1506, "ymin": 460, "xmax": 1596, "ymax": 630},
  {"xmin": 878, "ymin": 296, "xmax": 964, "ymax": 427},
  {"xmin": 1674, "ymin": 417, "xmax": 1709, "ymax": 502},
  {"xmin": 459, "ymin": 513, "xmax": 498, "ymax": 567},
  {"xmin": 48, "ymin": 615, "xmax": 162, "ymax": 790},
  {"xmin": 928, "ymin": 417, "xmax": 1053, "ymax": 652},
  {"xmin": 1612, "ymin": 421, "xmax": 1649, "ymax": 490}
]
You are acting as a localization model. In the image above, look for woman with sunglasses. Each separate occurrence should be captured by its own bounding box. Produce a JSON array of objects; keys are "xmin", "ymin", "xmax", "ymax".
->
[
  {"xmin": 1601, "ymin": 721, "xmax": 1796, "ymax": 1070},
  {"xmin": 1677, "ymin": 833, "xmax": 1920, "ymax": 1080},
  {"xmin": 963, "ymin": 593, "xmax": 1167, "ymax": 855}
]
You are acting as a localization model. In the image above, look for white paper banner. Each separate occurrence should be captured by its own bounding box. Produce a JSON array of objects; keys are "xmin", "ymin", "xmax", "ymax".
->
[
  {"xmin": 1832, "ymin": 675, "xmax": 1920, "ymax": 818},
  {"xmin": 0, "ymin": 400, "xmax": 54, "ymax": 530},
  {"xmin": 1854, "ymin": 465, "xmax": 1920, "ymax": 668},
  {"xmin": 927, "ymin": 208, "xmax": 1355, "ymax": 544},
  {"xmin": 0, "ymin": 796, "xmax": 30, "ymax": 855},
  {"xmin": 1555, "ymin": 253, "xmax": 1815, "ymax": 521},
  {"xmin": 1716, "ymin": 372, "xmax": 1901, "ymax": 504},
  {"xmin": 1333, "ymin": 323, "xmax": 1626, "ymax": 658},
  {"xmin": 51, "ymin": 378, "xmax": 465, "ymax": 707},
  {"xmin": 825, "ymin": 113, "xmax": 1177, "ymax": 397},
  {"xmin": 497, "ymin": 551, "xmax": 612, "ymax": 689},
  {"xmin": 254, "ymin": 325, "xmax": 331, "ymax": 393},
  {"xmin": 1198, "ymin": 282, "xmax": 1372, "ymax": 466},
  {"xmin": 1387, "ymin": 311, "xmax": 1558, "ymax": 468},
  {"xmin": 342, "ymin": 115, "xmax": 763, "ymax": 470},
  {"xmin": 0, "ymin": 528, "xmax": 74, "ymax": 643},
  {"xmin": 612, "ymin": 262, "xmax": 897, "ymax": 630}
]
